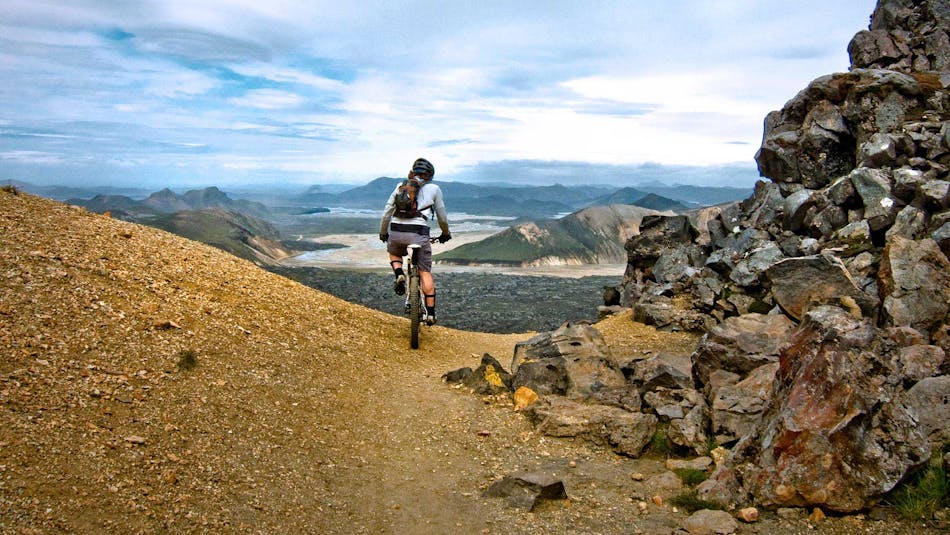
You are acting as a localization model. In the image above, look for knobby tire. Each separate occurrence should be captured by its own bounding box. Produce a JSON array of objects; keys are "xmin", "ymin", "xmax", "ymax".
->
[{"xmin": 409, "ymin": 273, "xmax": 421, "ymax": 349}]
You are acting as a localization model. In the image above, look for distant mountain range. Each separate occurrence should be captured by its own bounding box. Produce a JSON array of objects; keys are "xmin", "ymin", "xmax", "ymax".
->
[
  {"xmin": 298, "ymin": 177, "xmax": 610, "ymax": 217},
  {"xmin": 14, "ymin": 177, "xmax": 751, "ymax": 219},
  {"xmin": 436, "ymin": 204, "xmax": 669, "ymax": 266},
  {"xmin": 67, "ymin": 186, "xmax": 270, "ymax": 219},
  {"xmin": 296, "ymin": 177, "xmax": 747, "ymax": 217}
]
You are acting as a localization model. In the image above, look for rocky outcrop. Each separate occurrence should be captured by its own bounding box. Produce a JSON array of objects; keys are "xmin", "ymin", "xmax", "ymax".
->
[
  {"xmin": 849, "ymin": 0, "xmax": 950, "ymax": 72},
  {"xmin": 617, "ymin": 0, "xmax": 950, "ymax": 512}
]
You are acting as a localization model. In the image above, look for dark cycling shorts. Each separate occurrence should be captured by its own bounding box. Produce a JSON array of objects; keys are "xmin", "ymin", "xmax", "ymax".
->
[{"xmin": 387, "ymin": 225, "xmax": 432, "ymax": 272}]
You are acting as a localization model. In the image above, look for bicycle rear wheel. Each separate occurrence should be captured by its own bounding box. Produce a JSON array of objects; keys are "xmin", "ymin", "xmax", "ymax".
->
[{"xmin": 409, "ymin": 272, "xmax": 421, "ymax": 349}]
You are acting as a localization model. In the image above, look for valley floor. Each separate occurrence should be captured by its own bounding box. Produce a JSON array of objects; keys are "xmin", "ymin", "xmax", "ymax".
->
[{"xmin": 280, "ymin": 231, "xmax": 627, "ymax": 278}]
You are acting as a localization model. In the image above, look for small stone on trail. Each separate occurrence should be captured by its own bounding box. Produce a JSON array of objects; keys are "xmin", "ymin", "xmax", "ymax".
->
[
  {"xmin": 151, "ymin": 320, "xmax": 181, "ymax": 330},
  {"xmin": 484, "ymin": 472, "xmax": 567, "ymax": 511},
  {"xmin": 568, "ymin": 460, "xmax": 576, "ymax": 468},
  {"xmin": 737, "ymin": 507, "xmax": 759, "ymax": 523},
  {"xmin": 124, "ymin": 435, "xmax": 146, "ymax": 445},
  {"xmin": 666, "ymin": 457, "xmax": 713, "ymax": 471},
  {"xmin": 710, "ymin": 446, "xmax": 728, "ymax": 466},
  {"xmin": 652, "ymin": 495, "xmax": 663, "ymax": 506},
  {"xmin": 476, "ymin": 430, "xmax": 491, "ymax": 437},
  {"xmin": 683, "ymin": 508, "xmax": 738, "ymax": 534},
  {"xmin": 512, "ymin": 386, "xmax": 539, "ymax": 411},
  {"xmin": 442, "ymin": 367, "xmax": 472, "ymax": 384},
  {"xmin": 777, "ymin": 507, "xmax": 804, "ymax": 520},
  {"xmin": 808, "ymin": 507, "xmax": 825, "ymax": 524},
  {"xmin": 631, "ymin": 472, "xmax": 645, "ymax": 481},
  {"xmin": 646, "ymin": 471, "xmax": 683, "ymax": 490}
]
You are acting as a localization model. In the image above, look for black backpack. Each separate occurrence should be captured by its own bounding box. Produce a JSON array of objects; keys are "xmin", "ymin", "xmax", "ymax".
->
[{"xmin": 393, "ymin": 178, "xmax": 429, "ymax": 219}]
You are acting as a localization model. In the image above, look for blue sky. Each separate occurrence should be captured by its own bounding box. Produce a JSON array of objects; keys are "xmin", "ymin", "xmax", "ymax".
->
[{"xmin": 0, "ymin": 1, "xmax": 875, "ymax": 188}]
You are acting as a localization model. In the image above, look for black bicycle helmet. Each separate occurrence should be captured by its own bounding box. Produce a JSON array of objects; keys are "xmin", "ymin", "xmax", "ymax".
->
[{"xmin": 411, "ymin": 157, "xmax": 435, "ymax": 177}]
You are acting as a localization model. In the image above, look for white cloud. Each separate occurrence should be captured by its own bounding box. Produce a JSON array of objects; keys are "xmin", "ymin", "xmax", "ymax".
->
[
  {"xmin": 229, "ymin": 89, "xmax": 305, "ymax": 109},
  {"xmin": 229, "ymin": 63, "xmax": 346, "ymax": 92},
  {"xmin": 0, "ymin": 24, "xmax": 103, "ymax": 47},
  {"xmin": 0, "ymin": 150, "xmax": 65, "ymax": 163},
  {"xmin": 144, "ymin": 69, "xmax": 218, "ymax": 98}
]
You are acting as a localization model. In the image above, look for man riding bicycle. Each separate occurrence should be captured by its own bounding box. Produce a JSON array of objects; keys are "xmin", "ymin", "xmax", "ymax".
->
[{"xmin": 379, "ymin": 157, "xmax": 451, "ymax": 325}]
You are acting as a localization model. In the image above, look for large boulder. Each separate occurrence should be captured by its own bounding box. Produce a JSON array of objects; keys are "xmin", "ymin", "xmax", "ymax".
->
[
  {"xmin": 632, "ymin": 295, "xmax": 715, "ymax": 332},
  {"xmin": 527, "ymin": 397, "xmax": 658, "ymax": 457},
  {"xmin": 878, "ymin": 236, "xmax": 950, "ymax": 334},
  {"xmin": 625, "ymin": 215, "xmax": 699, "ymax": 270},
  {"xmin": 894, "ymin": 345, "xmax": 947, "ymax": 382},
  {"xmin": 644, "ymin": 388, "xmax": 711, "ymax": 455},
  {"xmin": 728, "ymin": 242, "xmax": 784, "ymax": 288},
  {"xmin": 711, "ymin": 362, "xmax": 779, "ymax": 443},
  {"xmin": 706, "ymin": 306, "xmax": 931, "ymax": 512},
  {"xmin": 512, "ymin": 321, "xmax": 610, "ymax": 366},
  {"xmin": 652, "ymin": 245, "xmax": 704, "ymax": 284},
  {"xmin": 764, "ymin": 254, "xmax": 879, "ymax": 321},
  {"xmin": 691, "ymin": 313, "xmax": 796, "ymax": 387},
  {"xmin": 851, "ymin": 167, "xmax": 902, "ymax": 232},
  {"xmin": 901, "ymin": 375, "xmax": 950, "ymax": 445},
  {"xmin": 511, "ymin": 322, "xmax": 625, "ymax": 399},
  {"xmin": 624, "ymin": 353, "xmax": 693, "ymax": 392}
]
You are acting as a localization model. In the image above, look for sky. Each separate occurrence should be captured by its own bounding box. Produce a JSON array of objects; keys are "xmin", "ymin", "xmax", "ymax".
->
[{"xmin": 0, "ymin": 1, "xmax": 876, "ymax": 188}]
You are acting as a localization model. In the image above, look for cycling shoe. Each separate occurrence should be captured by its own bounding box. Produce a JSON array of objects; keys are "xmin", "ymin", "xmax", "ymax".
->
[{"xmin": 393, "ymin": 274, "xmax": 406, "ymax": 296}]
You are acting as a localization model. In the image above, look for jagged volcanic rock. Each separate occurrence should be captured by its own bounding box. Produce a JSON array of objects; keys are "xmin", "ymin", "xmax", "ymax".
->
[{"xmin": 620, "ymin": 0, "xmax": 950, "ymax": 512}]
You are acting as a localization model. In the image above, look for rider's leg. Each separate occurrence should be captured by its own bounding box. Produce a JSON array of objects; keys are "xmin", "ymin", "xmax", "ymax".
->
[
  {"xmin": 390, "ymin": 255, "xmax": 403, "ymax": 275},
  {"xmin": 420, "ymin": 270, "xmax": 436, "ymax": 322},
  {"xmin": 390, "ymin": 254, "xmax": 406, "ymax": 295}
]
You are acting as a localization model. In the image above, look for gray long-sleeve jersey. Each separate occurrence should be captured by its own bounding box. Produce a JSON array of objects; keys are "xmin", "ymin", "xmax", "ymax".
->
[{"xmin": 379, "ymin": 180, "xmax": 450, "ymax": 236}]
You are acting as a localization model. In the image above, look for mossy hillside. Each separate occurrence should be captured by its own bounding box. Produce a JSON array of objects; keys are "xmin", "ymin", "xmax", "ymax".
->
[
  {"xmin": 437, "ymin": 222, "xmax": 591, "ymax": 265},
  {"xmin": 437, "ymin": 226, "xmax": 588, "ymax": 265},
  {"xmin": 147, "ymin": 208, "xmax": 288, "ymax": 263},
  {"xmin": 438, "ymin": 204, "xmax": 660, "ymax": 266}
]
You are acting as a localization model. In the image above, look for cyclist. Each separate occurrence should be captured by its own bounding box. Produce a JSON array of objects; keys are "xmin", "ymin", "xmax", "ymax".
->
[{"xmin": 379, "ymin": 157, "xmax": 451, "ymax": 325}]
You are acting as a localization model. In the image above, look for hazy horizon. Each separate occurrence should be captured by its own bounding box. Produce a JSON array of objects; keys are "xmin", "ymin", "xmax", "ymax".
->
[{"xmin": 9, "ymin": 159, "xmax": 761, "ymax": 192}]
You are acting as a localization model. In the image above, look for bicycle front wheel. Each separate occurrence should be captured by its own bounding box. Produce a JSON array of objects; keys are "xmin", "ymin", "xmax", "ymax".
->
[{"xmin": 409, "ymin": 274, "xmax": 421, "ymax": 349}]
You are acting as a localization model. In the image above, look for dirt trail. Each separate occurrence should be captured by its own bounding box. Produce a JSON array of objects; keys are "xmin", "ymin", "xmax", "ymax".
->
[{"xmin": 0, "ymin": 190, "xmax": 936, "ymax": 534}]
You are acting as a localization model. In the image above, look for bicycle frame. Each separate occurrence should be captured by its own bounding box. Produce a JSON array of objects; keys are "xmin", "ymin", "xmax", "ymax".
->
[
  {"xmin": 403, "ymin": 238, "xmax": 438, "ymax": 349},
  {"xmin": 404, "ymin": 244, "xmax": 430, "ymax": 324}
]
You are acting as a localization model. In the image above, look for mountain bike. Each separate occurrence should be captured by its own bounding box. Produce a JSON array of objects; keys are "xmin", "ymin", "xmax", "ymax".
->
[{"xmin": 404, "ymin": 237, "xmax": 439, "ymax": 349}]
